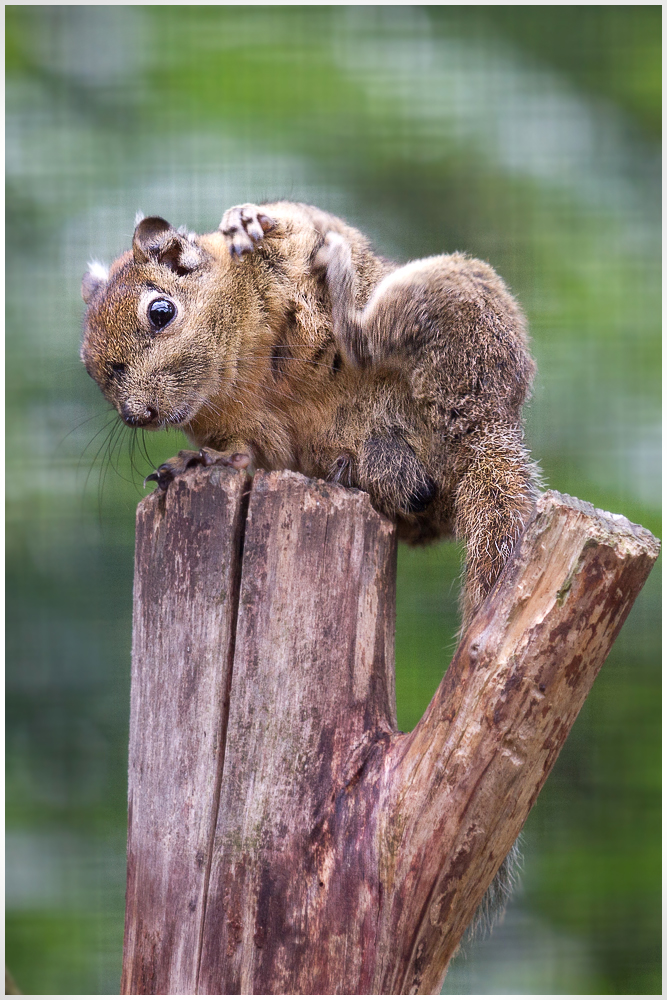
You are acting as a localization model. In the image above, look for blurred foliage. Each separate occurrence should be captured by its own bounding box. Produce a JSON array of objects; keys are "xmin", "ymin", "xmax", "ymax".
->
[
  {"xmin": 6, "ymin": 5, "xmax": 660, "ymax": 995},
  {"xmin": 434, "ymin": 6, "xmax": 662, "ymax": 138}
]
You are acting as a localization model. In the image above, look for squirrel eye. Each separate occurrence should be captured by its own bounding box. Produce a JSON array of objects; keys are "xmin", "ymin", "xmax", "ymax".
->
[{"xmin": 148, "ymin": 298, "xmax": 176, "ymax": 330}]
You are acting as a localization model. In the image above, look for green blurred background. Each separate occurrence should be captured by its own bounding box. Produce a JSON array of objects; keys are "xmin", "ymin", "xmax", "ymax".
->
[{"xmin": 6, "ymin": 6, "xmax": 660, "ymax": 995}]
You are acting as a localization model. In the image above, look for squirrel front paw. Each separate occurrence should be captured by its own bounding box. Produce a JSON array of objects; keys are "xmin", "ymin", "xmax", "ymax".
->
[
  {"xmin": 145, "ymin": 447, "xmax": 251, "ymax": 492},
  {"xmin": 220, "ymin": 204, "xmax": 276, "ymax": 258}
]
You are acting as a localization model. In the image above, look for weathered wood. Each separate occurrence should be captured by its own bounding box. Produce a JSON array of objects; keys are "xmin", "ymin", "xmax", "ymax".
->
[
  {"xmin": 122, "ymin": 466, "xmax": 249, "ymax": 995},
  {"xmin": 198, "ymin": 470, "xmax": 398, "ymax": 994},
  {"xmin": 375, "ymin": 493, "xmax": 660, "ymax": 993},
  {"xmin": 122, "ymin": 472, "xmax": 658, "ymax": 995}
]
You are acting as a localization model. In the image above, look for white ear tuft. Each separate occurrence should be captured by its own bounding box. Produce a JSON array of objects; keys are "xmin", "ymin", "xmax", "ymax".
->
[
  {"xmin": 82, "ymin": 260, "xmax": 109, "ymax": 304},
  {"xmin": 178, "ymin": 245, "xmax": 203, "ymax": 270},
  {"xmin": 87, "ymin": 259, "xmax": 109, "ymax": 282},
  {"xmin": 134, "ymin": 210, "xmax": 146, "ymax": 227}
]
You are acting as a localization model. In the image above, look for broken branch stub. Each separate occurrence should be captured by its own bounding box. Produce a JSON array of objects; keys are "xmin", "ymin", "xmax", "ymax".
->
[
  {"xmin": 122, "ymin": 473, "xmax": 658, "ymax": 995},
  {"xmin": 378, "ymin": 492, "xmax": 660, "ymax": 993}
]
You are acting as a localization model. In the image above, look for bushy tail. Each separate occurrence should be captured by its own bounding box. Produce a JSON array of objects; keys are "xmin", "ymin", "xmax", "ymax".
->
[
  {"xmin": 455, "ymin": 425, "xmax": 540, "ymax": 632},
  {"xmin": 454, "ymin": 426, "xmax": 539, "ymax": 936}
]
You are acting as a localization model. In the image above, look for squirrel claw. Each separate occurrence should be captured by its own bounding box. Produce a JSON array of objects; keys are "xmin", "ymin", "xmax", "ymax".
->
[
  {"xmin": 144, "ymin": 467, "xmax": 172, "ymax": 492},
  {"xmin": 144, "ymin": 449, "xmax": 201, "ymax": 491},
  {"xmin": 228, "ymin": 237, "xmax": 254, "ymax": 259},
  {"xmin": 144, "ymin": 447, "xmax": 251, "ymax": 491}
]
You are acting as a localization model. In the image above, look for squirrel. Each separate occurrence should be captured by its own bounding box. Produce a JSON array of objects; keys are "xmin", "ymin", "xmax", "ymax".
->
[
  {"xmin": 82, "ymin": 200, "xmax": 537, "ymax": 933},
  {"xmin": 81, "ymin": 200, "xmax": 539, "ymax": 631}
]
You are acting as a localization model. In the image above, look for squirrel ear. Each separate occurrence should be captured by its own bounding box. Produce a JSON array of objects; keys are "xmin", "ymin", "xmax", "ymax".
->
[
  {"xmin": 132, "ymin": 216, "xmax": 173, "ymax": 263},
  {"xmin": 132, "ymin": 216, "xmax": 203, "ymax": 273},
  {"xmin": 81, "ymin": 261, "xmax": 109, "ymax": 304}
]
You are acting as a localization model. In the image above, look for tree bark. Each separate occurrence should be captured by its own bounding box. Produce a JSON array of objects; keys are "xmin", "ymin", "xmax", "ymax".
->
[{"xmin": 122, "ymin": 469, "xmax": 659, "ymax": 995}]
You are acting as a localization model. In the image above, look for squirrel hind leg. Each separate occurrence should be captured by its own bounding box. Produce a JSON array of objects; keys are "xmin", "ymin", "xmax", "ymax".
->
[
  {"xmin": 455, "ymin": 428, "xmax": 540, "ymax": 631},
  {"xmin": 357, "ymin": 433, "xmax": 437, "ymax": 518}
]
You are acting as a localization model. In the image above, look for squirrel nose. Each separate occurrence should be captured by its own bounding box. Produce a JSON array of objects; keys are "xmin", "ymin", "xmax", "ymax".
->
[{"xmin": 122, "ymin": 404, "xmax": 158, "ymax": 427}]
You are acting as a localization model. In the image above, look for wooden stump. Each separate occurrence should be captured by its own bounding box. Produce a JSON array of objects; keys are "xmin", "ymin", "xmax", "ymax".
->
[{"xmin": 122, "ymin": 468, "xmax": 659, "ymax": 995}]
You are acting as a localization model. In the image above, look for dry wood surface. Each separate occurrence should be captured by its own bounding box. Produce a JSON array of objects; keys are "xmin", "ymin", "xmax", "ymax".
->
[
  {"xmin": 122, "ymin": 467, "xmax": 249, "ymax": 995},
  {"xmin": 122, "ymin": 468, "xmax": 658, "ymax": 995}
]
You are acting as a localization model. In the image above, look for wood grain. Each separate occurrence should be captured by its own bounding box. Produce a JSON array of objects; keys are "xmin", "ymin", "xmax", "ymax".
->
[
  {"xmin": 122, "ymin": 466, "xmax": 248, "ymax": 995},
  {"xmin": 197, "ymin": 470, "xmax": 398, "ymax": 994},
  {"xmin": 122, "ymin": 474, "xmax": 658, "ymax": 995},
  {"xmin": 375, "ymin": 492, "xmax": 660, "ymax": 994}
]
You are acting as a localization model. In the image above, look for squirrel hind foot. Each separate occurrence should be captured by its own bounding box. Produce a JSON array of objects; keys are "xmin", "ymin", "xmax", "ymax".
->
[{"xmin": 220, "ymin": 204, "xmax": 276, "ymax": 258}]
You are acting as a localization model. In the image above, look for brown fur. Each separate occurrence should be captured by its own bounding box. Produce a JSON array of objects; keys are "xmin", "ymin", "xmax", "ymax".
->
[{"xmin": 81, "ymin": 200, "xmax": 539, "ymax": 629}]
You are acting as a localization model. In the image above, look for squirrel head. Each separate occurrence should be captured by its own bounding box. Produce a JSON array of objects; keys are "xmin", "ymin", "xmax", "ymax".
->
[{"xmin": 81, "ymin": 216, "xmax": 230, "ymax": 429}]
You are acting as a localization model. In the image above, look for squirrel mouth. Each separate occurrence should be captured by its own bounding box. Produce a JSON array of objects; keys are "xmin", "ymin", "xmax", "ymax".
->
[
  {"xmin": 120, "ymin": 403, "xmax": 195, "ymax": 430},
  {"xmin": 121, "ymin": 405, "xmax": 159, "ymax": 428}
]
